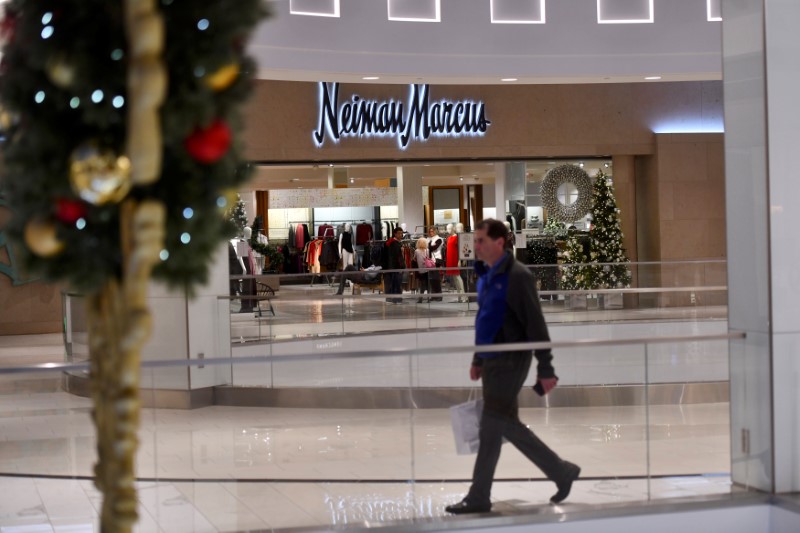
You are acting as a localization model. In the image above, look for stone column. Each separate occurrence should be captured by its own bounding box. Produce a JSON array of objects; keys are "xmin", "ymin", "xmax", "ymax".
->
[{"xmin": 397, "ymin": 166, "xmax": 424, "ymax": 234}]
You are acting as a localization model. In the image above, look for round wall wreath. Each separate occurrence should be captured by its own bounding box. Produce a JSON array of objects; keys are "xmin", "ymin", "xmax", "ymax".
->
[{"xmin": 541, "ymin": 164, "xmax": 593, "ymax": 222}]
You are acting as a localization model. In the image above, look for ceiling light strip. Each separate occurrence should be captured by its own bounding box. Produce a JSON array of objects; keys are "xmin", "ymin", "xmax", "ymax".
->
[
  {"xmin": 490, "ymin": 0, "xmax": 546, "ymax": 24},
  {"xmin": 597, "ymin": 0, "xmax": 654, "ymax": 24},
  {"xmin": 290, "ymin": 0, "xmax": 340, "ymax": 18},
  {"xmin": 388, "ymin": 0, "xmax": 441, "ymax": 22}
]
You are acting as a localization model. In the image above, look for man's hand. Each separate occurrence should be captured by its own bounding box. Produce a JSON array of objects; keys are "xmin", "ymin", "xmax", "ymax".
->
[
  {"xmin": 470, "ymin": 365, "xmax": 482, "ymax": 381},
  {"xmin": 537, "ymin": 377, "xmax": 558, "ymax": 394}
]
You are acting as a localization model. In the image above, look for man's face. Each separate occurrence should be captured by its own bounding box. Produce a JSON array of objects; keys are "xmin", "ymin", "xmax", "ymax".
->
[
  {"xmin": 394, "ymin": 229, "xmax": 403, "ymax": 239},
  {"xmin": 474, "ymin": 228, "xmax": 504, "ymax": 263},
  {"xmin": 428, "ymin": 227, "xmax": 436, "ymax": 237}
]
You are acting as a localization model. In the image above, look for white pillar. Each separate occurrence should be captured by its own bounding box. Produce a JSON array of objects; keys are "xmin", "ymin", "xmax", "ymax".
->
[
  {"xmin": 141, "ymin": 243, "xmax": 231, "ymax": 396},
  {"xmin": 494, "ymin": 163, "xmax": 507, "ymax": 220},
  {"xmin": 723, "ymin": 0, "xmax": 800, "ymax": 493},
  {"xmin": 397, "ymin": 166, "xmax": 424, "ymax": 234}
]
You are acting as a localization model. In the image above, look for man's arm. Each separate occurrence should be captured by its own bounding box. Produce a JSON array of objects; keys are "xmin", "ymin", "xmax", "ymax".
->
[{"xmin": 511, "ymin": 267, "xmax": 555, "ymax": 379}]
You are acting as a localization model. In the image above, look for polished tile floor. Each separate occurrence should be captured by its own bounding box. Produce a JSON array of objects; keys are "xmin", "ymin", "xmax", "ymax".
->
[{"xmin": 0, "ymin": 334, "xmax": 734, "ymax": 531}]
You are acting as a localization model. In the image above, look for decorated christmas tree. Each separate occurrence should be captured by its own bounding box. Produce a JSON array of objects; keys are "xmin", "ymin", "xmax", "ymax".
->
[
  {"xmin": 227, "ymin": 193, "xmax": 249, "ymax": 237},
  {"xmin": 585, "ymin": 170, "xmax": 631, "ymax": 288},
  {"xmin": 0, "ymin": 0, "xmax": 265, "ymax": 293},
  {"xmin": 560, "ymin": 231, "xmax": 590, "ymax": 290},
  {"xmin": 0, "ymin": 1, "xmax": 266, "ymax": 530},
  {"xmin": 543, "ymin": 217, "xmax": 567, "ymax": 238}
]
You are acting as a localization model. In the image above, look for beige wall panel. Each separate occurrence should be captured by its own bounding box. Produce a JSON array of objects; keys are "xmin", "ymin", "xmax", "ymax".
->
[
  {"xmin": 672, "ymin": 182, "xmax": 726, "ymax": 221},
  {"xmin": 635, "ymin": 155, "xmax": 661, "ymax": 262},
  {"xmin": 243, "ymin": 81, "xmax": 721, "ymax": 162},
  {"xmin": 659, "ymin": 183, "xmax": 675, "ymax": 222},
  {"xmin": 0, "ymin": 277, "xmax": 62, "ymax": 335},
  {"xmin": 661, "ymin": 219, "xmax": 711, "ymax": 260},
  {"xmin": 611, "ymin": 155, "xmax": 637, "ymax": 262}
]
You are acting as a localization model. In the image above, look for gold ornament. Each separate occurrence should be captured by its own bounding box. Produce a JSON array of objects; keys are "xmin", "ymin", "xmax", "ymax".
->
[
  {"xmin": 205, "ymin": 63, "xmax": 240, "ymax": 92},
  {"xmin": 70, "ymin": 143, "xmax": 132, "ymax": 205},
  {"xmin": 0, "ymin": 105, "xmax": 14, "ymax": 130},
  {"xmin": 46, "ymin": 56, "xmax": 77, "ymax": 89},
  {"xmin": 219, "ymin": 188, "xmax": 238, "ymax": 211},
  {"xmin": 24, "ymin": 219, "xmax": 65, "ymax": 257}
]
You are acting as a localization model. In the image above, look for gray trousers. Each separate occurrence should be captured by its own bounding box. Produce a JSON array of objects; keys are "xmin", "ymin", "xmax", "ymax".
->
[{"xmin": 466, "ymin": 352, "xmax": 568, "ymax": 505}]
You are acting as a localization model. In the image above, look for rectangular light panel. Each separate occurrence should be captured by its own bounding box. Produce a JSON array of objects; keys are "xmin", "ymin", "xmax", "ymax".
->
[
  {"xmin": 290, "ymin": 0, "xmax": 340, "ymax": 18},
  {"xmin": 707, "ymin": 0, "xmax": 722, "ymax": 21},
  {"xmin": 388, "ymin": 0, "xmax": 441, "ymax": 22},
  {"xmin": 490, "ymin": 0, "xmax": 545, "ymax": 24},
  {"xmin": 597, "ymin": 0, "xmax": 654, "ymax": 24}
]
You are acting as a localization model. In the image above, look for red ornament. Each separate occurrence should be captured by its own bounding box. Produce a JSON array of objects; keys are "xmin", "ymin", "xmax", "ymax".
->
[
  {"xmin": 0, "ymin": 13, "xmax": 17, "ymax": 45},
  {"xmin": 184, "ymin": 119, "xmax": 232, "ymax": 164},
  {"xmin": 55, "ymin": 198, "xmax": 88, "ymax": 224}
]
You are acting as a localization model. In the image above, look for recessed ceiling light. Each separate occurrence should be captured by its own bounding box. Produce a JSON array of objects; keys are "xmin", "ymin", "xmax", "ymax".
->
[
  {"xmin": 362, "ymin": 76, "xmax": 380, "ymax": 81},
  {"xmin": 290, "ymin": 178, "xmax": 300, "ymax": 182},
  {"xmin": 459, "ymin": 177, "xmax": 464, "ymax": 181},
  {"xmin": 645, "ymin": 76, "xmax": 662, "ymax": 80},
  {"xmin": 501, "ymin": 78, "xmax": 518, "ymax": 82}
]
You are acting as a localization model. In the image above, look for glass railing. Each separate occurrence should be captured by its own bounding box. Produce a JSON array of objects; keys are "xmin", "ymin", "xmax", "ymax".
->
[
  {"xmin": 214, "ymin": 260, "xmax": 728, "ymax": 345},
  {"xmin": 0, "ymin": 331, "xmax": 746, "ymax": 531}
]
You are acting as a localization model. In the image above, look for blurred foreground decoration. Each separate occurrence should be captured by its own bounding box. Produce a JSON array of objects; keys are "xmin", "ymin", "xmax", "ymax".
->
[{"xmin": 0, "ymin": 0, "xmax": 266, "ymax": 530}]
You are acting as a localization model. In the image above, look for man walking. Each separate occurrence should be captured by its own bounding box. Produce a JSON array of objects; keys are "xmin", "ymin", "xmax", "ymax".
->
[{"xmin": 445, "ymin": 219, "xmax": 580, "ymax": 514}]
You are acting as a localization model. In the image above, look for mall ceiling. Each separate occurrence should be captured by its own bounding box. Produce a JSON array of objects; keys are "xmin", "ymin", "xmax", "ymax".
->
[{"xmin": 250, "ymin": 0, "xmax": 723, "ymax": 85}]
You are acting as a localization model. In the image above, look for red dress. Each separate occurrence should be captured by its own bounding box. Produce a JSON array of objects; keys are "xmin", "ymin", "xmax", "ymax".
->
[{"xmin": 446, "ymin": 235, "xmax": 459, "ymax": 276}]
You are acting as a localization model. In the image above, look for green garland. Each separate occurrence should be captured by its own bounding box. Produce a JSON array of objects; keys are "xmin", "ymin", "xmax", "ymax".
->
[{"xmin": 0, "ymin": 0, "xmax": 268, "ymax": 293}]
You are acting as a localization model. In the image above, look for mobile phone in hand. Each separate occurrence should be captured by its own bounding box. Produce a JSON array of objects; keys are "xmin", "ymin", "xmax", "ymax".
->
[{"xmin": 533, "ymin": 377, "xmax": 558, "ymax": 396}]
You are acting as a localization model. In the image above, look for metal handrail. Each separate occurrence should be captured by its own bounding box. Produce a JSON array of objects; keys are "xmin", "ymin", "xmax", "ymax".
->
[{"xmin": 0, "ymin": 331, "xmax": 745, "ymax": 375}]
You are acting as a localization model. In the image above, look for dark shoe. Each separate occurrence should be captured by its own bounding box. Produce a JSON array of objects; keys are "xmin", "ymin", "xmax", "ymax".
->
[
  {"xmin": 550, "ymin": 462, "xmax": 581, "ymax": 504},
  {"xmin": 445, "ymin": 499, "xmax": 491, "ymax": 514}
]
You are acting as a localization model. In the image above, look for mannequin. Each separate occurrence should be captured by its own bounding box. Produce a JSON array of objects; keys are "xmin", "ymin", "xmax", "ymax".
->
[
  {"xmin": 446, "ymin": 223, "xmax": 466, "ymax": 301},
  {"xmin": 503, "ymin": 220, "xmax": 515, "ymax": 250},
  {"xmin": 339, "ymin": 222, "xmax": 355, "ymax": 268},
  {"xmin": 400, "ymin": 223, "xmax": 408, "ymax": 238},
  {"xmin": 236, "ymin": 227, "xmax": 255, "ymax": 312}
]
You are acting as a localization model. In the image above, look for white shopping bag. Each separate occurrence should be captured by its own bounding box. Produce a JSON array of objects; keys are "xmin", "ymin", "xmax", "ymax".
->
[{"xmin": 450, "ymin": 390, "xmax": 483, "ymax": 455}]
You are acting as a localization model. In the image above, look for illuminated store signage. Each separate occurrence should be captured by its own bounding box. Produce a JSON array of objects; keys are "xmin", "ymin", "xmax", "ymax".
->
[{"xmin": 313, "ymin": 82, "xmax": 491, "ymax": 149}]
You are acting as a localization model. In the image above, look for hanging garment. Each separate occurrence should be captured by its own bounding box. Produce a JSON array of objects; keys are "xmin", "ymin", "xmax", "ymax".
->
[
  {"xmin": 295, "ymin": 223, "xmax": 306, "ymax": 250},
  {"xmin": 355, "ymin": 223, "xmax": 373, "ymax": 245},
  {"xmin": 306, "ymin": 239, "xmax": 323, "ymax": 274},
  {"xmin": 320, "ymin": 240, "xmax": 339, "ymax": 269},
  {"xmin": 302, "ymin": 224, "xmax": 311, "ymax": 246},
  {"xmin": 446, "ymin": 234, "xmax": 460, "ymax": 276},
  {"xmin": 288, "ymin": 225, "xmax": 296, "ymax": 249},
  {"xmin": 318, "ymin": 224, "xmax": 334, "ymax": 238}
]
